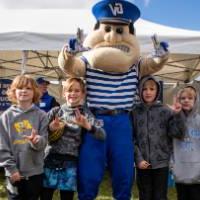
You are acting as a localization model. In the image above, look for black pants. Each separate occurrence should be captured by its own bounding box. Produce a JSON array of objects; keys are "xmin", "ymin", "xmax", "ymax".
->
[
  {"xmin": 7, "ymin": 174, "xmax": 43, "ymax": 200},
  {"xmin": 40, "ymin": 187, "xmax": 74, "ymax": 200},
  {"xmin": 136, "ymin": 167, "xmax": 169, "ymax": 200},
  {"xmin": 176, "ymin": 183, "xmax": 200, "ymax": 200}
]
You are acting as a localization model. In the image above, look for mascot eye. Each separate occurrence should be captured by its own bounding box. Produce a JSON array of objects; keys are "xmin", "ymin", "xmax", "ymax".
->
[
  {"xmin": 105, "ymin": 26, "xmax": 111, "ymax": 32},
  {"xmin": 116, "ymin": 27, "xmax": 123, "ymax": 34}
]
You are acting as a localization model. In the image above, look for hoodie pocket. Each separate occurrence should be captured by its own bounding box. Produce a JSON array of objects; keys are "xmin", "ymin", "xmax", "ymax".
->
[
  {"xmin": 174, "ymin": 139, "xmax": 200, "ymax": 162},
  {"xmin": 18, "ymin": 150, "xmax": 43, "ymax": 172}
]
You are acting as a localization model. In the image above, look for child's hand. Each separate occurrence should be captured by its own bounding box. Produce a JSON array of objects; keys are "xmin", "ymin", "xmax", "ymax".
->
[
  {"xmin": 24, "ymin": 128, "xmax": 40, "ymax": 144},
  {"xmin": 138, "ymin": 160, "xmax": 151, "ymax": 169},
  {"xmin": 10, "ymin": 171, "xmax": 21, "ymax": 183},
  {"xmin": 168, "ymin": 96, "xmax": 182, "ymax": 113},
  {"xmin": 49, "ymin": 116, "xmax": 62, "ymax": 131},
  {"xmin": 72, "ymin": 109, "xmax": 91, "ymax": 130}
]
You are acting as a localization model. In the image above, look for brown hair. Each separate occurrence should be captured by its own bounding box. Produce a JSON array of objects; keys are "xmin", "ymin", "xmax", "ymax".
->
[
  {"xmin": 143, "ymin": 79, "xmax": 158, "ymax": 89},
  {"xmin": 62, "ymin": 77, "xmax": 86, "ymax": 93},
  {"xmin": 7, "ymin": 74, "xmax": 41, "ymax": 104}
]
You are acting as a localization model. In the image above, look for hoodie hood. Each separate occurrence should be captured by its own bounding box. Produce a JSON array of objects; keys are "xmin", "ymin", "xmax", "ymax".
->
[
  {"xmin": 139, "ymin": 75, "xmax": 161, "ymax": 104},
  {"xmin": 9, "ymin": 104, "xmax": 36, "ymax": 114}
]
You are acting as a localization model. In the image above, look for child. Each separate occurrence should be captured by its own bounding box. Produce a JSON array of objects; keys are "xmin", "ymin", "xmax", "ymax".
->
[
  {"xmin": 0, "ymin": 75, "xmax": 49, "ymax": 200},
  {"xmin": 171, "ymin": 86, "xmax": 200, "ymax": 200},
  {"xmin": 132, "ymin": 75, "xmax": 184, "ymax": 200},
  {"xmin": 41, "ymin": 77, "xmax": 105, "ymax": 200}
]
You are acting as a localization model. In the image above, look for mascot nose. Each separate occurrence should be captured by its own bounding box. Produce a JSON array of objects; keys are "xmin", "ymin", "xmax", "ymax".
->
[{"xmin": 104, "ymin": 30, "xmax": 120, "ymax": 43}]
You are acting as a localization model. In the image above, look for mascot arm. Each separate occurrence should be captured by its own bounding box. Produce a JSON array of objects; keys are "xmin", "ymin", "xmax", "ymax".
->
[
  {"xmin": 140, "ymin": 53, "xmax": 169, "ymax": 76},
  {"xmin": 58, "ymin": 47, "xmax": 86, "ymax": 77}
]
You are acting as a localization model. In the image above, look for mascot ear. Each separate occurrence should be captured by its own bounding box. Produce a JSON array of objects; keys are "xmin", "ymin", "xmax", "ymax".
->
[
  {"xmin": 129, "ymin": 22, "xmax": 135, "ymax": 35},
  {"xmin": 94, "ymin": 21, "xmax": 100, "ymax": 30}
]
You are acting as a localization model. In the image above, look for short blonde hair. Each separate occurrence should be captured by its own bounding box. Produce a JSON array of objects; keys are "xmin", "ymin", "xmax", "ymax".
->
[
  {"xmin": 62, "ymin": 77, "xmax": 86, "ymax": 93},
  {"xmin": 7, "ymin": 75, "xmax": 41, "ymax": 104}
]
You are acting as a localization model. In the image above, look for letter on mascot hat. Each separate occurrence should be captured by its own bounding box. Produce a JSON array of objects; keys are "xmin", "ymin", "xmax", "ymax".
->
[{"xmin": 92, "ymin": 0, "xmax": 141, "ymax": 24}]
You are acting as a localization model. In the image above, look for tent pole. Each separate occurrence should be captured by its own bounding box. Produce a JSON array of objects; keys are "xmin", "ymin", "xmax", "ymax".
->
[{"xmin": 21, "ymin": 50, "xmax": 29, "ymax": 74}]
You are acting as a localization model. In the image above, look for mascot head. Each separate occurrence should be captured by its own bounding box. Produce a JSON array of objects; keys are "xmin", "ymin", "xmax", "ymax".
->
[{"xmin": 83, "ymin": 0, "xmax": 141, "ymax": 72}]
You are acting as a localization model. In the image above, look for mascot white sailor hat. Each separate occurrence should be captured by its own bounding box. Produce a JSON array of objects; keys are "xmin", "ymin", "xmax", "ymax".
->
[{"xmin": 92, "ymin": 0, "xmax": 141, "ymax": 24}]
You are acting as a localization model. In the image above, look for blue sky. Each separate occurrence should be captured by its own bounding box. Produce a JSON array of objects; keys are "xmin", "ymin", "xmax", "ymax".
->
[
  {"xmin": 134, "ymin": 0, "xmax": 200, "ymax": 31},
  {"xmin": 0, "ymin": 0, "xmax": 199, "ymax": 31}
]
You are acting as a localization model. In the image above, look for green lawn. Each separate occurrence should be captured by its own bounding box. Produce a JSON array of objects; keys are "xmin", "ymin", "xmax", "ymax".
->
[
  {"xmin": 0, "ymin": 169, "xmax": 6, "ymax": 200},
  {"xmin": 0, "ymin": 170, "xmax": 177, "ymax": 200}
]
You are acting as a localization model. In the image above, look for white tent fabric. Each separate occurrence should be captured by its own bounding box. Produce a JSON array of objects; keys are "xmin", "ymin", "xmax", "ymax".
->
[
  {"xmin": 0, "ymin": 9, "xmax": 200, "ymax": 83},
  {"xmin": 0, "ymin": 9, "xmax": 200, "ymax": 52}
]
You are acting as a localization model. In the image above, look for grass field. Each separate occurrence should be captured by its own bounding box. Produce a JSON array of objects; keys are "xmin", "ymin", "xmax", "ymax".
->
[{"xmin": 0, "ymin": 170, "xmax": 177, "ymax": 200}]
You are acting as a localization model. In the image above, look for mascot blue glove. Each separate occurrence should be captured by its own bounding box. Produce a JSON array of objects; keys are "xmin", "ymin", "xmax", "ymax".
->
[
  {"xmin": 68, "ymin": 28, "xmax": 89, "ymax": 54},
  {"xmin": 69, "ymin": 38, "xmax": 78, "ymax": 52},
  {"xmin": 160, "ymin": 41, "xmax": 169, "ymax": 52}
]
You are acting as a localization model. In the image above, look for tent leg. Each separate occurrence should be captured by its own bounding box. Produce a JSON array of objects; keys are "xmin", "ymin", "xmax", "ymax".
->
[{"xmin": 21, "ymin": 50, "xmax": 29, "ymax": 74}]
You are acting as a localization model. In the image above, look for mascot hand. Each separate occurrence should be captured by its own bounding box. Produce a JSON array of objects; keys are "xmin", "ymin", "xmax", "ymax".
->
[
  {"xmin": 58, "ymin": 43, "xmax": 74, "ymax": 73},
  {"xmin": 142, "ymin": 37, "xmax": 169, "ymax": 74},
  {"xmin": 62, "ymin": 44, "xmax": 73, "ymax": 61},
  {"xmin": 68, "ymin": 38, "xmax": 89, "ymax": 54},
  {"xmin": 61, "ymin": 37, "xmax": 81, "ymax": 60},
  {"xmin": 69, "ymin": 38, "xmax": 79, "ymax": 52},
  {"xmin": 58, "ymin": 40, "xmax": 86, "ymax": 77},
  {"xmin": 61, "ymin": 38, "xmax": 79, "ymax": 59},
  {"xmin": 152, "ymin": 41, "xmax": 169, "ymax": 58}
]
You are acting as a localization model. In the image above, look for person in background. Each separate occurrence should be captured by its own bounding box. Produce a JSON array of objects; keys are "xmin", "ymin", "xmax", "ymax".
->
[
  {"xmin": 36, "ymin": 77, "xmax": 60, "ymax": 112},
  {"xmin": 132, "ymin": 75, "xmax": 184, "ymax": 200},
  {"xmin": 171, "ymin": 86, "xmax": 200, "ymax": 200},
  {"xmin": 41, "ymin": 77, "xmax": 105, "ymax": 200},
  {"xmin": 0, "ymin": 74, "xmax": 48, "ymax": 200}
]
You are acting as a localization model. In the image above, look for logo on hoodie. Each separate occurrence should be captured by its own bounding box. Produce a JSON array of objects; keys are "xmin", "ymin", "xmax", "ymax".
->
[
  {"xmin": 13, "ymin": 120, "xmax": 33, "ymax": 144},
  {"xmin": 14, "ymin": 120, "xmax": 32, "ymax": 133}
]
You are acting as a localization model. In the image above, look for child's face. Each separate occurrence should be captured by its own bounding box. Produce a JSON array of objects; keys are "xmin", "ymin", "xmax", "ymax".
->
[
  {"xmin": 63, "ymin": 81, "xmax": 84, "ymax": 107},
  {"xmin": 179, "ymin": 91, "xmax": 195, "ymax": 111},
  {"xmin": 15, "ymin": 83, "xmax": 34, "ymax": 104},
  {"xmin": 142, "ymin": 80, "xmax": 157, "ymax": 104}
]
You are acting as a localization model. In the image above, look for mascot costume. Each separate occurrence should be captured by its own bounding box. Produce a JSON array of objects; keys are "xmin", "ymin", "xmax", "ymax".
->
[{"xmin": 58, "ymin": 0, "xmax": 169, "ymax": 199}]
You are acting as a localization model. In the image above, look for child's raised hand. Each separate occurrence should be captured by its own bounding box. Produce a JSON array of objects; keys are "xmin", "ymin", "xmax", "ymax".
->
[
  {"xmin": 24, "ymin": 128, "xmax": 40, "ymax": 144},
  {"xmin": 168, "ymin": 96, "xmax": 182, "ymax": 113},
  {"xmin": 49, "ymin": 116, "xmax": 61, "ymax": 131},
  {"xmin": 73, "ymin": 109, "xmax": 91, "ymax": 130},
  {"xmin": 138, "ymin": 160, "xmax": 151, "ymax": 169}
]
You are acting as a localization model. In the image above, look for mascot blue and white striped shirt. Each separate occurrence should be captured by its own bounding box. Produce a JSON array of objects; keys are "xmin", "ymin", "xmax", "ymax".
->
[{"xmin": 86, "ymin": 64, "xmax": 139, "ymax": 110}]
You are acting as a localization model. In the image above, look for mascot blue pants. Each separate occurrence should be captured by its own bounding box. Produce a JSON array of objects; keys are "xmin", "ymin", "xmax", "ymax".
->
[{"xmin": 78, "ymin": 112, "xmax": 134, "ymax": 200}]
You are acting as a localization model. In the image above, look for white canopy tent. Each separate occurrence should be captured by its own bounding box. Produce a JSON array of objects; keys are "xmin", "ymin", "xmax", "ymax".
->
[{"xmin": 0, "ymin": 9, "xmax": 200, "ymax": 86}]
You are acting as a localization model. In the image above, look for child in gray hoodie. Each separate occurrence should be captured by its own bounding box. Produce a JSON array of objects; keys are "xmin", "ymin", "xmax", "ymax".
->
[
  {"xmin": 132, "ymin": 75, "xmax": 184, "ymax": 200},
  {"xmin": 0, "ymin": 75, "xmax": 48, "ymax": 200},
  {"xmin": 171, "ymin": 86, "xmax": 200, "ymax": 200},
  {"xmin": 41, "ymin": 77, "xmax": 105, "ymax": 200}
]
